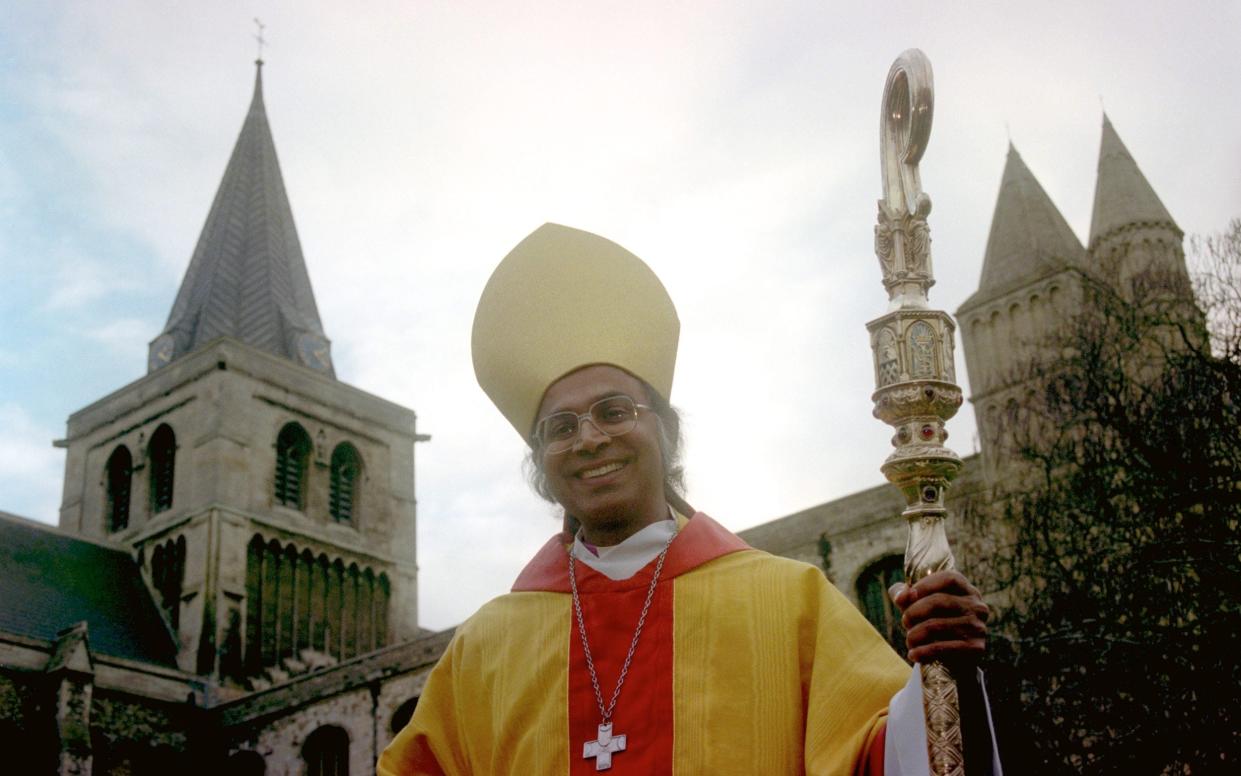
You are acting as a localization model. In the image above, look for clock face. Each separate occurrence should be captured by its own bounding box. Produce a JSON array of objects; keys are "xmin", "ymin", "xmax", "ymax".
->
[
  {"xmin": 296, "ymin": 333, "xmax": 332, "ymax": 372},
  {"xmin": 148, "ymin": 334, "xmax": 176, "ymax": 372}
]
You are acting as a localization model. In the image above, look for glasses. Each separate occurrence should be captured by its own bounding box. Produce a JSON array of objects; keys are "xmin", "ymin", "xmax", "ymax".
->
[{"xmin": 534, "ymin": 395, "xmax": 650, "ymax": 454}]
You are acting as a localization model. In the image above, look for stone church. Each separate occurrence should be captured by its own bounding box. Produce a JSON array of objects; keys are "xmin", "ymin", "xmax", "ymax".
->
[{"xmin": 0, "ymin": 61, "xmax": 1188, "ymax": 774}]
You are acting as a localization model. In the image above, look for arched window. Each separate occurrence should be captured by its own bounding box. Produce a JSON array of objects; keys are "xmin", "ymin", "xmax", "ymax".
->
[
  {"xmin": 275, "ymin": 423, "xmax": 312, "ymax": 509},
  {"xmin": 105, "ymin": 446, "xmax": 133, "ymax": 532},
  {"xmin": 226, "ymin": 750, "xmax": 266, "ymax": 776},
  {"xmin": 151, "ymin": 536, "xmax": 186, "ymax": 629},
  {"xmin": 375, "ymin": 573, "xmax": 391, "ymax": 649},
  {"xmin": 329, "ymin": 443, "xmax": 361, "ymax": 524},
  {"xmin": 303, "ymin": 725, "xmax": 349, "ymax": 776},
  {"xmin": 390, "ymin": 698, "xmax": 418, "ymax": 735},
  {"xmin": 856, "ymin": 554, "xmax": 907, "ymax": 658},
  {"xmin": 149, "ymin": 424, "xmax": 176, "ymax": 513},
  {"xmin": 245, "ymin": 535, "xmax": 265, "ymax": 674}
]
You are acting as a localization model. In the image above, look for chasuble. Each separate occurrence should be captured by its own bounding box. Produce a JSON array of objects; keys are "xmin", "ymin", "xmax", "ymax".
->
[{"xmin": 379, "ymin": 514, "xmax": 909, "ymax": 775}]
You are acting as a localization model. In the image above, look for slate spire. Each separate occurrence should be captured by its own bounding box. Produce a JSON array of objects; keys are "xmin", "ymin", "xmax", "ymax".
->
[
  {"xmin": 149, "ymin": 61, "xmax": 334, "ymax": 376},
  {"xmin": 960, "ymin": 144, "xmax": 1085, "ymax": 311},
  {"xmin": 1088, "ymin": 114, "xmax": 1179, "ymax": 249}
]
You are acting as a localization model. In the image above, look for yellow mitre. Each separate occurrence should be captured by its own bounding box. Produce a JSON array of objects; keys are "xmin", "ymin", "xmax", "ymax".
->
[{"xmin": 472, "ymin": 223, "xmax": 680, "ymax": 440}]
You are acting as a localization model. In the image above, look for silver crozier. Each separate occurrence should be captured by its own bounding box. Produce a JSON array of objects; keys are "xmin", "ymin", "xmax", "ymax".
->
[{"xmin": 868, "ymin": 49, "xmax": 967, "ymax": 776}]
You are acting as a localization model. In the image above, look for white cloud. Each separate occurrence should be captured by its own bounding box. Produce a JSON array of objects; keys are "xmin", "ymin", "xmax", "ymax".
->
[
  {"xmin": 82, "ymin": 318, "xmax": 155, "ymax": 351},
  {"xmin": 42, "ymin": 254, "xmax": 142, "ymax": 311},
  {"xmin": 0, "ymin": 404, "xmax": 62, "ymax": 525}
]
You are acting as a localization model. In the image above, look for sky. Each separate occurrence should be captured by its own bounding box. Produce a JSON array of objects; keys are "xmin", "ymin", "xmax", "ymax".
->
[{"xmin": 1, "ymin": 2, "xmax": 1239, "ymax": 630}]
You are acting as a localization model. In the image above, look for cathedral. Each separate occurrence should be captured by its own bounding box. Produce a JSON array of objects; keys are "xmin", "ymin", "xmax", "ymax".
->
[{"xmin": 0, "ymin": 61, "xmax": 1189, "ymax": 774}]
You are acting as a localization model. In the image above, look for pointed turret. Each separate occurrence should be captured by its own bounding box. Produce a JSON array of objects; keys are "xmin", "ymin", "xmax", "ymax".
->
[
  {"xmin": 1088, "ymin": 114, "xmax": 1179, "ymax": 249},
  {"xmin": 149, "ymin": 61, "xmax": 334, "ymax": 377},
  {"xmin": 1088, "ymin": 114, "xmax": 1190, "ymax": 303},
  {"xmin": 959, "ymin": 144, "xmax": 1085, "ymax": 313}
]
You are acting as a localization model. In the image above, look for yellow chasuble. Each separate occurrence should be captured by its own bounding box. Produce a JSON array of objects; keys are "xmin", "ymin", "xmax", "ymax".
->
[{"xmin": 380, "ymin": 513, "xmax": 910, "ymax": 775}]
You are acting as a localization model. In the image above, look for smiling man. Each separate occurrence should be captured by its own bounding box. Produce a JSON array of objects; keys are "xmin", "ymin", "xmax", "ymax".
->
[{"xmin": 380, "ymin": 224, "xmax": 994, "ymax": 775}]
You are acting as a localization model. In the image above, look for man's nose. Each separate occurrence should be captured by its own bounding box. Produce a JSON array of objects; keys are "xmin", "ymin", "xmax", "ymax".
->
[{"xmin": 574, "ymin": 417, "xmax": 610, "ymax": 451}]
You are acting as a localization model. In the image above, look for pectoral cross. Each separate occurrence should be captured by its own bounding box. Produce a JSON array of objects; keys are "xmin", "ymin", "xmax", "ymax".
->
[{"xmin": 583, "ymin": 722, "xmax": 627, "ymax": 771}]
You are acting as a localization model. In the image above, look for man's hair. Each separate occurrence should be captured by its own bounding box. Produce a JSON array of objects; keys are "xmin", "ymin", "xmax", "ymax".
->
[{"xmin": 524, "ymin": 381, "xmax": 686, "ymax": 505}]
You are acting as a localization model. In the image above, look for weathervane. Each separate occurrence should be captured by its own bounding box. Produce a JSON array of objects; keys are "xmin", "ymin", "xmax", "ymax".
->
[
  {"xmin": 254, "ymin": 18, "xmax": 266, "ymax": 63},
  {"xmin": 868, "ymin": 49, "xmax": 967, "ymax": 775}
]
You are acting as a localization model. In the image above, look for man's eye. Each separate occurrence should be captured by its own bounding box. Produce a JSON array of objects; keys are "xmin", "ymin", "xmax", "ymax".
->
[
  {"xmin": 601, "ymin": 408, "xmax": 629, "ymax": 422},
  {"xmin": 596, "ymin": 400, "xmax": 633, "ymax": 424},
  {"xmin": 547, "ymin": 417, "xmax": 577, "ymax": 439}
]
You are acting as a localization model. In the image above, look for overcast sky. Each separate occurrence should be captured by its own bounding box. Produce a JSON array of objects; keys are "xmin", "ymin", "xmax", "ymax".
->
[{"xmin": 2, "ymin": 2, "xmax": 1239, "ymax": 629}]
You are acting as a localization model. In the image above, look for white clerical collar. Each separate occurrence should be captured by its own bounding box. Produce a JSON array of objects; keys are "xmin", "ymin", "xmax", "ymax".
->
[{"xmin": 572, "ymin": 516, "xmax": 678, "ymax": 581}]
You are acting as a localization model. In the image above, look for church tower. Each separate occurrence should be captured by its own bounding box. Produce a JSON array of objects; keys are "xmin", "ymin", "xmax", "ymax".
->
[
  {"xmin": 958, "ymin": 118, "xmax": 1200, "ymax": 485},
  {"xmin": 956, "ymin": 144, "xmax": 1086, "ymax": 482},
  {"xmin": 1089, "ymin": 114, "xmax": 1192, "ymax": 302},
  {"xmin": 55, "ymin": 62, "xmax": 422, "ymax": 685}
]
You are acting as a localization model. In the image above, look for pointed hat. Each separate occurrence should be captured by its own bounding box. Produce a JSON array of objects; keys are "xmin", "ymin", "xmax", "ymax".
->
[{"xmin": 472, "ymin": 223, "xmax": 680, "ymax": 440}]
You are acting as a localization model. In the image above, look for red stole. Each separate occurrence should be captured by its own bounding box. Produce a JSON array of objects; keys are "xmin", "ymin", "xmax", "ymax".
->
[{"xmin": 512, "ymin": 514, "xmax": 749, "ymax": 775}]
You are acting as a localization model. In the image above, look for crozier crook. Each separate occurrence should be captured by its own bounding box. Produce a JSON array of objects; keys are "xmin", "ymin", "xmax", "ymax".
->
[{"xmin": 876, "ymin": 50, "xmax": 937, "ymax": 312}]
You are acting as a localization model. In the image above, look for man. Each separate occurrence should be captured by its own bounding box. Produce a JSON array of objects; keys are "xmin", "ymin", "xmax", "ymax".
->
[{"xmin": 380, "ymin": 224, "xmax": 993, "ymax": 775}]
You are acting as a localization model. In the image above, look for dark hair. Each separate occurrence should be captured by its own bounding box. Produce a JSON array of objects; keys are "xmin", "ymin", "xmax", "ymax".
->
[{"xmin": 524, "ymin": 381, "xmax": 686, "ymax": 508}]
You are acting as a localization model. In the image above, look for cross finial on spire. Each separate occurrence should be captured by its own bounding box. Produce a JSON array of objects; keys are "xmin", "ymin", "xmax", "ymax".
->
[{"xmin": 254, "ymin": 18, "xmax": 266, "ymax": 64}]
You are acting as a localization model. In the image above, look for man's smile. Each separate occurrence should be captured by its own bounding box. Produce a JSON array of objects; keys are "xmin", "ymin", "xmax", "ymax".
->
[{"xmin": 578, "ymin": 460, "xmax": 627, "ymax": 480}]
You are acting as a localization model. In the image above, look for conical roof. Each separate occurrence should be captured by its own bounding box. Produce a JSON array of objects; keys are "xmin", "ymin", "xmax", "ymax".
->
[
  {"xmin": 150, "ymin": 61, "xmax": 334, "ymax": 376},
  {"xmin": 1088, "ymin": 114, "xmax": 1178, "ymax": 248},
  {"xmin": 959, "ymin": 145, "xmax": 1085, "ymax": 312}
]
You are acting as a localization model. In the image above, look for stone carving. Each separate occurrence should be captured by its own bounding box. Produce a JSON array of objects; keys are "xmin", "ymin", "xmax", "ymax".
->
[
  {"xmin": 876, "ymin": 328, "xmax": 900, "ymax": 386},
  {"xmin": 875, "ymin": 199, "xmax": 935, "ymax": 305},
  {"xmin": 909, "ymin": 321, "xmax": 936, "ymax": 378}
]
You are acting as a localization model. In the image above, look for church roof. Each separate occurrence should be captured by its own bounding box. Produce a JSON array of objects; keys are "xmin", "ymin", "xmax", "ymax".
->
[
  {"xmin": 0, "ymin": 512, "xmax": 178, "ymax": 668},
  {"xmin": 959, "ymin": 144, "xmax": 1085, "ymax": 313},
  {"xmin": 152, "ymin": 61, "xmax": 334, "ymax": 377},
  {"xmin": 1088, "ymin": 114, "xmax": 1179, "ymax": 248}
]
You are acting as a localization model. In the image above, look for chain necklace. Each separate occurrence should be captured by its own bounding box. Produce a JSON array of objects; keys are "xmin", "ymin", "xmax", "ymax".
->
[{"xmin": 569, "ymin": 526, "xmax": 677, "ymax": 771}]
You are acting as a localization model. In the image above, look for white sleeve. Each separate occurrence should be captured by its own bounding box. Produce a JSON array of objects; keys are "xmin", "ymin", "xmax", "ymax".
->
[{"xmin": 883, "ymin": 665, "xmax": 1003, "ymax": 776}]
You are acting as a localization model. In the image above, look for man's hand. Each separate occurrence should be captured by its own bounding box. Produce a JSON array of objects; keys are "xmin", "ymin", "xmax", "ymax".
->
[{"xmin": 888, "ymin": 570, "xmax": 989, "ymax": 665}]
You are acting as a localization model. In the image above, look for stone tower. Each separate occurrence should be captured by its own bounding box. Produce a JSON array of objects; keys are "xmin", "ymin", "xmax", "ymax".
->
[
  {"xmin": 955, "ymin": 144, "xmax": 1086, "ymax": 481},
  {"xmin": 957, "ymin": 117, "xmax": 1196, "ymax": 484},
  {"xmin": 54, "ymin": 62, "xmax": 422, "ymax": 685},
  {"xmin": 1090, "ymin": 114, "xmax": 1192, "ymax": 306}
]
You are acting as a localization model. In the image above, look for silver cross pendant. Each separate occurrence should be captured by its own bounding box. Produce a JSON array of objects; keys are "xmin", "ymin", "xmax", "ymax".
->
[{"xmin": 583, "ymin": 722, "xmax": 627, "ymax": 771}]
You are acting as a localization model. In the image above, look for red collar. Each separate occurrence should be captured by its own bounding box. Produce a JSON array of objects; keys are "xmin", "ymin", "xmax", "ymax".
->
[{"xmin": 511, "ymin": 512, "xmax": 750, "ymax": 593}]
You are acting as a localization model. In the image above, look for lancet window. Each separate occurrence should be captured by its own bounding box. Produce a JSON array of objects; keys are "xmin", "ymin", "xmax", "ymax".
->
[
  {"xmin": 303, "ymin": 725, "xmax": 350, "ymax": 776},
  {"xmin": 329, "ymin": 443, "xmax": 361, "ymax": 524},
  {"xmin": 151, "ymin": 536, "xmax": 186, "ymax": 629},
  {"xmin": 105, "ymin": 446, "xmax": 133, "ymax": 532},
  {"xmin": 275, "ymin": 422, "xmax": 312, "ymax": 509},
  {"xmin": 244, "ymin": 535, "xmax": 391, "ymax": 676},
  {"xmin": 149, "ymin": 424, "xmax": 176, "ymax": 513},
  {"xmin": 856, "ymin": 554, "xmax": 907, "ymax": 657}
]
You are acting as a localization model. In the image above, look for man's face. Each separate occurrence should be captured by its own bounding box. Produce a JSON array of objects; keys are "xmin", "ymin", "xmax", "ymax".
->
[{"xmin": 534, "ymin": 364, "xmax": 667, "ymax": 543}]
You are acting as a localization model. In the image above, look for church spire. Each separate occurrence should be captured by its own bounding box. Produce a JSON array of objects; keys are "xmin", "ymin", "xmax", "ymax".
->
[
  {"xmin": 149, "ymin": 61, "xmax": 334, "ymax": 377},
  {"xmin": 959, "ymin": 144, "xmax": 1085, "ymax": 312},
  {"xmin": 1088, "ymin": 114, "xmax": 1179, "ymax": 250}
]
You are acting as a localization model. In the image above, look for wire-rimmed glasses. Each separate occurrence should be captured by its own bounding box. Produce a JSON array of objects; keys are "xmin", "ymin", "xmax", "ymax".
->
[{"xmin": 534, "ymin": 395, "xmax": 650, "ymax": 454}]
